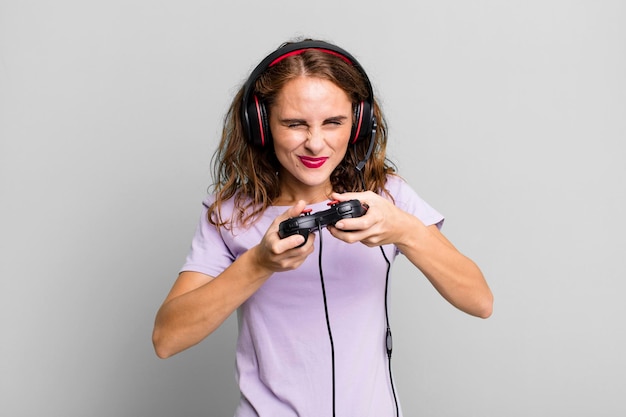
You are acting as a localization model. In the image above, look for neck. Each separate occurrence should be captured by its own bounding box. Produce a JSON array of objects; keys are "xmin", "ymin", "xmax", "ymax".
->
[{"xmin": 275, "ymin": 178, "xmax": 332, "ymax": 206}]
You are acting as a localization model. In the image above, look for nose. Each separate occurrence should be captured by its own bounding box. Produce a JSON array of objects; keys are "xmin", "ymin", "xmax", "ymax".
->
[{"xmin": 304, "ymin": 127, "xmax": 325, "ymax": 154}]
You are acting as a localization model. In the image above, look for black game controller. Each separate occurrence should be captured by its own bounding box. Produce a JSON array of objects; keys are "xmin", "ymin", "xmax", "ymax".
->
[{"xmin": 278, "ymin": 199, "xmax": 369, "ymax": 246}]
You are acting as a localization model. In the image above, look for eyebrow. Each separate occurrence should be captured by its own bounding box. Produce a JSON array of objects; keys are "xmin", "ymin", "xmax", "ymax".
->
[
  {"xmin": 278, "ymin": 115, "xmax": 350, "ymax": 125},
  {"xmin": 325, "ymin": 115, "xmax": 349, "ymax": 123},
  {"xmin": 279, "ymin": 118, "xmax": 307, "ymax": 125}
]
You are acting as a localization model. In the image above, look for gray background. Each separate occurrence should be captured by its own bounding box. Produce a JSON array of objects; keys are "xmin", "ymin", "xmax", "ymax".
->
[{"xmin": 1, "ymin": 1, "xmax": 625, "ymax": 416}]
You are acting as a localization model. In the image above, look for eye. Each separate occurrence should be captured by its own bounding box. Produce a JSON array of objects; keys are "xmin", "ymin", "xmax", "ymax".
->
[
  {"xmin": 324, "ymin": 117, "xmax": 348, "ymax": 126},
  {"xmin": 281, "ymin": 119, "xmax": 308, "ymax": 129}
]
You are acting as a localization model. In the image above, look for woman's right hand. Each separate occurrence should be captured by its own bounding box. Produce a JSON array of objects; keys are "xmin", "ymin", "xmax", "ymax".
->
[
  {"xmin": 153, "ymin": 200, "xmax": 316, "ymax": 358},
  {"xmin": 251, "ymin": 200, "xmax": 316, "ymax": 273}
]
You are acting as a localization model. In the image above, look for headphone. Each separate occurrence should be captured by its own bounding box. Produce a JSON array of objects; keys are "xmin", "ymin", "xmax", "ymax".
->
[{"xmin": 241, "ymin": 40, "xmax": 376, "ymax": 148}]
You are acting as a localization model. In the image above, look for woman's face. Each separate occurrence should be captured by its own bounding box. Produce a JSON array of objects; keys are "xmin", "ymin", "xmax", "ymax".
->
[{"xmin": 269, "ymin": 76, "xmax": 353, "ymax": 200}]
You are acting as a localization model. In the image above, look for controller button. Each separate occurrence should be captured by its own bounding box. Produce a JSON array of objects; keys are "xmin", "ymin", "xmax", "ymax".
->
[
  {"xmin": 301, "ymin": 208, "xmax": 313, "ymax": 215},
  {"xmin": 338, "ymin": 204, "xmax": 352, "ymax": 214},
  {"xmin": 327, "ymin": 199, "xmax": 340, "ymax": 206}
]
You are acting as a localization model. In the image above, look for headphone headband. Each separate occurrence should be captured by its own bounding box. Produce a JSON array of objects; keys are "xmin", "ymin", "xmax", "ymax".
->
[
  {"xmin": 269, "ymin": 48, "xmax": 353, "ymax": 66},
  {"xmin": 241, "ymin": 40, "xmax": 375, "ymax": 147}
]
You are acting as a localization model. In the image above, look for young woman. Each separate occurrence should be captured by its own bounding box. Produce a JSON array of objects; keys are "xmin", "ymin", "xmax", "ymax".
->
[{"xmin": 153, "ymin": 39, "xmax": 493, "ymax": 417}]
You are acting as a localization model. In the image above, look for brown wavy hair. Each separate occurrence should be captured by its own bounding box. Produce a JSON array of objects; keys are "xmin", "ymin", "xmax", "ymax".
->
[{"xmin": 208, "ymin": 41, "xmax": 396, "ymax": 228}]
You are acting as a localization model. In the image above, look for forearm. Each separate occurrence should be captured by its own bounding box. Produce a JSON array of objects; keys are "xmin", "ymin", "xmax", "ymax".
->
[
  {"xmin": 397, "ymin": 217, "xmax": 493, "ymax": 318},
  {"xmin": 152, "ymin": 248, "xmax": 273, "ymax": 358}
]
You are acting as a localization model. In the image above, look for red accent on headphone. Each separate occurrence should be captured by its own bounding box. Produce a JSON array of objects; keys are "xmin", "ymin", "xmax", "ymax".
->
[
  {"xmin": 269, "ymin": 48, "xmax": 353, "ymax": 67},
  {"xmin": 352, "ymin": 101, "xmax": 364, "ymax": 144},
  {"xmin": 254, "ymin": 95, "xmax": 265, "ymax": 147}
]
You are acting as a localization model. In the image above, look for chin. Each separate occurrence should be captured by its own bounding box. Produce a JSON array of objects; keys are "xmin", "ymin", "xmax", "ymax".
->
[{"xmin": 299, "ymin": 170, "xmax": 335, "ymax": 185}]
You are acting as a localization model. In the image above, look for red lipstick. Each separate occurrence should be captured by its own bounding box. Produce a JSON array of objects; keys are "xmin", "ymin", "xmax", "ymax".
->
[{"xmin": 299, "ymin": 156, "xmax": 328, "ymax": 169}]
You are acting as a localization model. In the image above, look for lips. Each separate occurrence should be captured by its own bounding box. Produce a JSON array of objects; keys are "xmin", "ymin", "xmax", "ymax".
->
[{"xmin": 298, "ymin": 156, "xmax": 328, "ymax": 169}]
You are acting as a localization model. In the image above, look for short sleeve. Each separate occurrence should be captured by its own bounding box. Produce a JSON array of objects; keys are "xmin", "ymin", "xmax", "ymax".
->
[{"xmin": 179, "ymin": 196, "xmax": 236, "ymax": 277}]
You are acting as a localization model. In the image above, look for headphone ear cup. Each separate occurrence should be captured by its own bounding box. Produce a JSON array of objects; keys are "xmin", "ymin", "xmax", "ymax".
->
[
  {"xmin": 246, "ymin": 95, "xmax": 272, "ymax": 147},
  {"xmin": 351, "ymin": 100, "xmax": 374, "ymax": 144}
]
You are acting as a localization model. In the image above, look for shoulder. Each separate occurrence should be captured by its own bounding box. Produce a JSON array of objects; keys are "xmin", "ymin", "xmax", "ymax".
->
[
  {"xmin": 383, "ymin": 173, "xmax": 408, "ymax": 194},
  {"xmin": 384, "ymin": 174, "xmax": 445, "ymax": 228},
  {"xmin": 202, "ymin": 191, "xmax": 251, "ymax": 228},
  {"xmin": 383, "ymin": 173, "xmax": 416, "ymax": 203},
  {"xmin": 202, "ymin": 191, "xmax": 280, "ymax": 232}
]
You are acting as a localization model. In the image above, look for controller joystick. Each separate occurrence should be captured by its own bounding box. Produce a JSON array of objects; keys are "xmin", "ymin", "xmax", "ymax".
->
[{"xmin": 278, "ymin": 199, "xmax": 368, "ymax": 246}]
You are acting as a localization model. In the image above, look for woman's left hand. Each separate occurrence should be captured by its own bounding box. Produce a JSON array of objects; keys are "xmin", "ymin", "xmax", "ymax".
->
[
  {"xmin": 329, "ymin": 191, "xmax": 493, "ymax": 319},
  {"xmin": 327, "ymin": 191, "xmax": 412, "ymax": 247}
]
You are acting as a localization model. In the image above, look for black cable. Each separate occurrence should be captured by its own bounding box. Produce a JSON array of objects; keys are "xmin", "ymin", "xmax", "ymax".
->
[
  {"xmin": 317, "ymin": 224, "xmax": 398, "ymax": 417},
  {"xmin": 317, "ymin": 219, "xmax": 336, "ymax": 417},
  {"xmin": 380, "ymin": 245, "xmax": 399, "ymax": 417}
]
